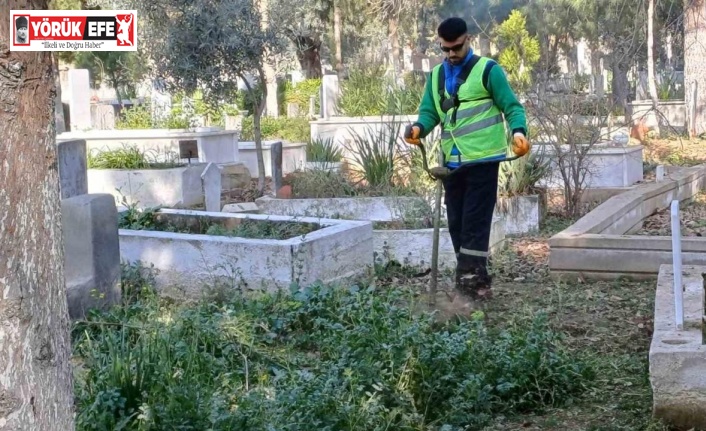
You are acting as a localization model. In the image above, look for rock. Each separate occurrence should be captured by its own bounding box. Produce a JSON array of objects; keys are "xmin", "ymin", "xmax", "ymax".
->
[
  {"xmin": 276, "ymin": 185, "xmax": 292, "ymax": 199},
  {"xmin": 221, "ymin": 163, "xmax": 252, "ymax": 190}
]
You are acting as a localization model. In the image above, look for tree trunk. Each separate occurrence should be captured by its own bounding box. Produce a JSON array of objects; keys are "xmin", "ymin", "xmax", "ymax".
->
[
  {"xmin": 292, "ymin": 35, "xmax": 322, "ymax": 79},
  {"xmin": 611, "ymin": 59, "xmax": 630, "ymax": 116},
  {"xmin": 647, "ymin": 0, "xmax": 661, "ymax": 135},
  {"xmin": 333, "ymin": 0, "xmax": 343, "ymax": 79},
  {"xmin": 684, "ymin": 0, "xmax": 706, "ymax": 137},
  {"xmin": 388, "ymin": 16, "xmax": 401, "ymax": 76},
  {"xmin": 259, "ymin": 0, "xmax": 278, "ymax": 117},
  {"xmin": 244, "ymin": 68, "xmax": 268, "ymax": 195},
  {"xmin": 0, "ymin": 2, "xmax": 76, "ymax": 431}
]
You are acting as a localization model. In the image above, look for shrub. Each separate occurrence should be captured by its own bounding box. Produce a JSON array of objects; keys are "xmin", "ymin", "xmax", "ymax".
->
[
  {"xmin": 339, "ymin": 65, "xmax": 424, "ymax": 117},
  {"xmin": 342, "ymin": 121, "xmax": 401, "ymax": 189},
  {"xmin": 305, "ymin": 136, "xmax": 343, "ymax": 163},
  {"xmin": 239, "ymin": 116, "xmax": 310, "ymax": 143},
  {"xmin": 87, "ymin": 145, "xmax": 182, "ymax": 170},
  {"xmin": 498, "ymin": 151, "xmax": 551, "ymax": 197}
]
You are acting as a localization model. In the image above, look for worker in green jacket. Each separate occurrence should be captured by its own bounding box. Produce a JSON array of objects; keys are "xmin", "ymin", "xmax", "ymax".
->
[{"xmin": 404, "ymin": 17, "xmax": 530, "ymax": 301}]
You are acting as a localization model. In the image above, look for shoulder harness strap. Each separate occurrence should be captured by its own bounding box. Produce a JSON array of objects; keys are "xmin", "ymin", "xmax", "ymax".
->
[{"xmin": 438, "ymin": 54, "xmax": 483, "ymax": 115}]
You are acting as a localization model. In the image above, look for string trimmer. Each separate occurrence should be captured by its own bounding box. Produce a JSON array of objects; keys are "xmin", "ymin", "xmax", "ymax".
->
[{"xmin": 417, "ymin": 144, "xmax": 523, "ymax": 306}]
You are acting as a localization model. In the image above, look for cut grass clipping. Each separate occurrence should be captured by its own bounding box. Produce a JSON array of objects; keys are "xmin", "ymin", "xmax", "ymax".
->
[{"xmin": 72, "ymin": 268, "xmax": 595, "ymax": 430}]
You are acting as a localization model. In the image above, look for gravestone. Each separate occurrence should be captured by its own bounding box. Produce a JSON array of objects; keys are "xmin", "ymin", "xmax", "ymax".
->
[
  {"xmin": 309, "ymin": 96, "xmax": 316, "ymax": 117},
  {"xmin": 201, "ymin": 162, "xmax": 222, "ymax": 212},
  {"xmin": 57, "ymin": 139, "xmax": 88, "ymax": 199},
  {"xmin": 271, "ymin": 141, "xmax": 283, "ymax": 197},
  {"xmin": 68, "ymin": 69, "xmax": 91, "ymax": 131},
  {"xmin": 321, "ymin": 74, "xmax": 339, "ymax": 119},
  {"xmin": 287, "ymin": 102, "xmax": 300, "ymax": 117},
  {"xmin": 151, "ymin": 78, "xmax": 172, "ymax": 125},
  {"xmin": 90, "ymin": 104, "xmax": 116, "ymax": 129},
  {"xmin": 61, "ymin": 193, "xmax": 121, "ymax": 319}
]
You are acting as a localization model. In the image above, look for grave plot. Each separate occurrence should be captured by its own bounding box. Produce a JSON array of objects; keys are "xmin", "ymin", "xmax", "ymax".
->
[
  {"xmin": 257, "ymin": 185, "xmax": 538, "ymax": 236},
  {"xmin": 86, "ymin": 145, "xmax": 227, "ymax": 209},
  {"xmin": 118, "ymin": 208, "xmax": 373, "ymax": 298},
  {"xmin": 549, "ymin": 163, "xmax": 706, "ymax": 280},
  {"xmin": 257, "ymin": 188, "xmax": 507, "ymax": 270}
]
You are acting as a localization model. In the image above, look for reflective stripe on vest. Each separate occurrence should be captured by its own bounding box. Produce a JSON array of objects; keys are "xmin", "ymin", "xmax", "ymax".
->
[{"xmin": 441, "ymin": 113, "xmax": 504, "ymax": 140}]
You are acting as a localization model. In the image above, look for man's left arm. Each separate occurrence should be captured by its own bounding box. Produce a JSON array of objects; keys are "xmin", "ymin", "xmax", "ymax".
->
[{"xmin": 484, "ymin": 63, "xmax": 528, "ymax": 137}]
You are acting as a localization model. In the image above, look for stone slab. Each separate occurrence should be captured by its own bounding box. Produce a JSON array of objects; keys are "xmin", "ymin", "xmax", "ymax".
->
[
  {"xmin": 61, "ymin": 193, "xmax": 121, "ymax": 319},
  {"xmin": 495, "ymin": 194, "xmax": 541, "ymax": 235},
  {"xmin": 118, "ymin": 209, "xmax": 373, "ymax": 299},
  {"xmin": 220, "ymin": 162, "xmax": 252, "ymax": 189},
  {"xmin": 237, "ymin": 140, "xmax": 305, "ymax": 177},
  {"xmin": 649, "ymin": 264, "xmax": 706, "ymax": 429},
  {"xmin": 201, "ymin": 162, "xmax": 222, "ymax": 212},
  {"xmin": 57, "ymin": 128, "xmax": 240, "ymax": 165},
  {"xmin": 536, "ymin": 144, "xmax": 644, "ymax": 188},
  {"xmin": 57, "ymin": 138, "xmax": 88, "ymax": 199}
]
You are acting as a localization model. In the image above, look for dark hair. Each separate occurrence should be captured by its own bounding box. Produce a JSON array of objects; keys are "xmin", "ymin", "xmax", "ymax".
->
[
  {"xmin": 437, "ymin": 17, "xmax": 467, "ymax": 41},
  {"xmin": 16, "ymin": 16, "xmax": 28, "ymax": 29}
]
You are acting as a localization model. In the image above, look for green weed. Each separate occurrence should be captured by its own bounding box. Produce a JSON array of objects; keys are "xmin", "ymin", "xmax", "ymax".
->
[{"xmin": 72, "ymin": 272, "xmax": 594, "ymax": 431}]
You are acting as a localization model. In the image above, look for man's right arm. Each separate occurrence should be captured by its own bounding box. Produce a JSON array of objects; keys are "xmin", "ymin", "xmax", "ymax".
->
[{"xmin": 412, "ymin": 72, "xmax": 441, "ymax": 139}]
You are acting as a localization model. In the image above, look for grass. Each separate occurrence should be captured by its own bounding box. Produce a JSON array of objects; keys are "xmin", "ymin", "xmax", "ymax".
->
[
  {"xmin": 87, "ymin": 145, "xmax": 184, "ymax": 170},
  {"xmin": 472, "ymin": 212, "xmax": 668, "ymax": 430}
]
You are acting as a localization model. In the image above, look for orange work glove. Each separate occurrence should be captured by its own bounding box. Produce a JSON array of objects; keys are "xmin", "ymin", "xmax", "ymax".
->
[
  {"xmin": 512, "ymin": 132, "xmax": 530, "ymax": 156},
  {"xmin": 404, "ymin": 124, "xmax": 422, "ymax": 146}
]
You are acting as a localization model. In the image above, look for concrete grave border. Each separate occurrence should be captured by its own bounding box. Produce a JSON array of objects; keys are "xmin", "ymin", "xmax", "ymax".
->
[
  {"xmin": 256, "ymin": 194, "xmax": 538, "ymax": 235},
  {"xmin": 118, "ymin": 209, "xmax": 373, "ymax": 299},
  {"xmin": 649, "ymin": 264, "xmax": 706, "ymax": 429},
  {"xmin": 549, "ymin": 164, "xmax": 706, "ymax": 280},
  {"xmin": 57, "ymin": 127, "xmax": 240, "ymax": 164}
]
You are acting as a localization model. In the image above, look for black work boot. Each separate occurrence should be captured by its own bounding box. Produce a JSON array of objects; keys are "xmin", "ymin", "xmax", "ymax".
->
[
  {"xmin": 455, "ymin": 253, "xmax": 492, "ymax": 300},
  {"xmin": 458, "ymin": 268, "xmax": 493, "ymax": 301}
]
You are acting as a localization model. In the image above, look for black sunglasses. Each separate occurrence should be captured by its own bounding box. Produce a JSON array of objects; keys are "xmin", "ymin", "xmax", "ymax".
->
[{"xmin": 440, "ymin": 37, "xmax": 467, "ymax": 53}]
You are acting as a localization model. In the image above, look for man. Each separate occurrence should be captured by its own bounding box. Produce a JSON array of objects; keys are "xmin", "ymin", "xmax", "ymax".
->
[
  {"xmin": 15, "ymin": 16, "xmax": 28, "ymax": 44},
  {"xmin": 404, "ymin": 17, "xmax": 529, "ymax": 301}
]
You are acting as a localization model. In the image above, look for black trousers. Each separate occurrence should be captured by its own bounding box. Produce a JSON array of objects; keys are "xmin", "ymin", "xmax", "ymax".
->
[{"xmin": 442, "ymin": 161, "xmax": 499, "ymax": 279}]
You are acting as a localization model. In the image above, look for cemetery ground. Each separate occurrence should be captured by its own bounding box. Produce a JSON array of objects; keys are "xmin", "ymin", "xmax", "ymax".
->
[
  {"xmin": 70, "ymin": 209, "xmax": 668, "ymax": 430},
  {"xmin": 69, "ymin": 136, "xmax": 706, "ymax": 430}
]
